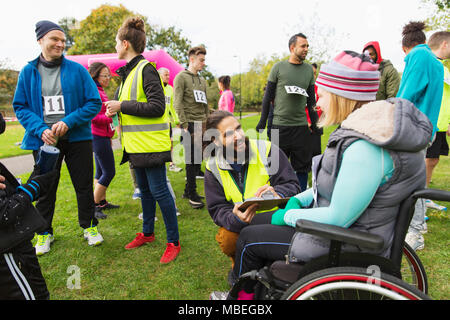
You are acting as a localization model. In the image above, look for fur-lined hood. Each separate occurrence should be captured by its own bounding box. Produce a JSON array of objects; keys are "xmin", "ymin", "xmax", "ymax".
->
[{"xmin": 339, "ymin": 98, "xmax": 432, "ymax": 152}]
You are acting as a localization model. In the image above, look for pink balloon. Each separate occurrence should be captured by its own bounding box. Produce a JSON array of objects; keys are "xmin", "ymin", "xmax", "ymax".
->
[{"xmin": 66, "ymin": 49, "xmax": 184, "ymax": 86}]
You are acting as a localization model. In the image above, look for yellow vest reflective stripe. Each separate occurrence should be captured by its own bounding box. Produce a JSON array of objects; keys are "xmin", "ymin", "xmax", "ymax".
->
[
  {"xmin": 118, "ymin": 59, "xmax": 171, "ymax": 154},
  {"xmin": 206, "ymin": 139, "xmax": 276, "ymax": 213},
  {"xmin": 164, "ymin": 84, "xmax": 179, "ymax": 125}
]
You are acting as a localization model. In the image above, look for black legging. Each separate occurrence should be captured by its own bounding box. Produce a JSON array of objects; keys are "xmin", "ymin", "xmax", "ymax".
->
[{"xmin": 231, "ymin": 223, "xmax": 296, "ymax": 284}]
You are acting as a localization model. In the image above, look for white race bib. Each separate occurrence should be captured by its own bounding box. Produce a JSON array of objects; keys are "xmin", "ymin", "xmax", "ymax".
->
[
  {"xmin": 165, "ymin": 96, "xmax": 171, "ymax": 105},
  {"xmin": 285, "ymin": 86, "xmax": 309, "ymax": 97},
  {"xmin": 193, "ymin": 90, "xmax": 208, "ymax": 104},
  {"xmin": 43, "ymin": 95, "xmax": 65, "ymax": 115}
]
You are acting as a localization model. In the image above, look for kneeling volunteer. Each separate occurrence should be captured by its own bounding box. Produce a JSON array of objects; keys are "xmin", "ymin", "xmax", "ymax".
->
[{"xmin": 204, "ymin": 110, "xmax": 300, "ymax": 267}]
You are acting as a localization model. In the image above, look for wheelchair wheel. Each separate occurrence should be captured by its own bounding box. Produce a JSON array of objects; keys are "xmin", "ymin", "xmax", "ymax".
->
[
  {"xmin": 281, "ymin": 266, "xmax": 430, "ymax": 300},
  {"xmin": 401, "ymin": 242, "xmax": 428, "ymax": 294}
]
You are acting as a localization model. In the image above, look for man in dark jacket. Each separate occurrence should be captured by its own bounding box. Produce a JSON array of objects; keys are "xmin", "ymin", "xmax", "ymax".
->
[
  {"xmin": 0, "ymin": 113, "xmax": 57, "ymax": 300},
  {"xmin": 363, "ymin": 41, "xmax": 401, "ymax": 100}
]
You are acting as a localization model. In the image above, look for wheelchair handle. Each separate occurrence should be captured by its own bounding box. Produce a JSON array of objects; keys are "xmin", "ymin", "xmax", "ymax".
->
[
  {"xmin": 412, "ymin": 188, "xmax": 450, "ymax": 202},
  {"xmin": 295, "ymin": 219, "xmax": 384, "ymax": 251}
]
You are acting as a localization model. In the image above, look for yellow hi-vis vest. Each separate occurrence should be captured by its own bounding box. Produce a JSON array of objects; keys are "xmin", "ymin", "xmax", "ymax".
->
[
  {"xmin": 206, "ymin": 139, "xmax": 277, "ymax": 213},
  {"xmin": 118, "ymin": 59, "xmax": 171, "ymax": 154},
  {"xmin": 163, "ymin": 84, "xmax": 179, "ymax": 125}
]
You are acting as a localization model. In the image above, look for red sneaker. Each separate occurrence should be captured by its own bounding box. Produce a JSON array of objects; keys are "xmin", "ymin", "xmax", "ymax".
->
[
  {"xmin": 125, "ymin": 233, "xmax": 155, "ymax": 250},
  {"xmin": 160, "ymin": 242, "xmax": 181, "ymax": 264}
]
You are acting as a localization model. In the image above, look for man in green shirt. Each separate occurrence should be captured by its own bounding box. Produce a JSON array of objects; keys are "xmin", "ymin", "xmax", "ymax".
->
[
  {"xmin": 257, "ymin": 33, "xmax": 318, "ymax": 191},
  {"xmin": 173, "ymin": 46, "xmax": 209, "ymax": 209}
]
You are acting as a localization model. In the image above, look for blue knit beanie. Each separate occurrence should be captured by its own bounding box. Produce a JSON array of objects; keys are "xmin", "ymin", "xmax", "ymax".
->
[{"xmin": 35, "ymin": 20, "xmax": 65, "ymax": 40}]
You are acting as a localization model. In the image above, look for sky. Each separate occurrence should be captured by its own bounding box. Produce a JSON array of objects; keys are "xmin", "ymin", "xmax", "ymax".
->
[{"xmin": 0, "ymin": 0, "xmax": 436, "ymax": 76}]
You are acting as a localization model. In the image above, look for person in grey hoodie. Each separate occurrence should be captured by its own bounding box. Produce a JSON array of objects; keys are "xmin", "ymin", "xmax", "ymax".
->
[
  {"xmin": 173, "ymin": 46, "xmax": 210, "ymax": 209},
  {"xmin": 210, "ymin": 51, "xmax": 432, "ymax": 300}
]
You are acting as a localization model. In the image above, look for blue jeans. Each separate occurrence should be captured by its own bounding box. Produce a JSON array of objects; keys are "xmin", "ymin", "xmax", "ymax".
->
[{"xmin": 134, "ymin": 165, "xmax": 179, "ymax": 243}]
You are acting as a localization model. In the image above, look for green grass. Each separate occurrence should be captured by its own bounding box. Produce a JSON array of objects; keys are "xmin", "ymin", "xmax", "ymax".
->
[
  {"xmin": 0, "ymin": 123, "xmax": 31, "ymax": 158},
  {"xmin": 8, "ymin": 115, "xmax": 449, "ymax": 300}
]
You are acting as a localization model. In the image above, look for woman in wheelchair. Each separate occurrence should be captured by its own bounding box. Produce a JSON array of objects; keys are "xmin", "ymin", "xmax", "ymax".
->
[{"xmin": 210, "ymin": 51, "xmax": 433, "ymax": 300}]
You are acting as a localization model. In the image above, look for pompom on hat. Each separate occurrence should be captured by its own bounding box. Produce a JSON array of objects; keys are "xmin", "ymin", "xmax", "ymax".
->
[
  {"xmin": 35, "ymin": 20, "xmax": 65, "ymax": 41},
  {"xmin": 315, "ymin": 51, "xmax": 380, "ymax": 101}
]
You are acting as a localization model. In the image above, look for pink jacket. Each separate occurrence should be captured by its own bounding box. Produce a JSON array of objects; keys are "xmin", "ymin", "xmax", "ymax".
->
[
  {"xmin": 218, "ymin": 90, "xmax": 235, "ymax": 113},
  {"xmin": 91, "ymin": 84, "xmax": 114, "ymax": 138}
]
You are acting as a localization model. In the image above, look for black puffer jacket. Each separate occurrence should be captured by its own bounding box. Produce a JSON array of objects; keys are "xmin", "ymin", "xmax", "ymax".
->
[
  {"xmin": 0, "ymin": 163, "xmax": 46, "ymax": 254},
  {"xmin": 115, "ymin": 55, "xmax": 171, "ymax": 168}
]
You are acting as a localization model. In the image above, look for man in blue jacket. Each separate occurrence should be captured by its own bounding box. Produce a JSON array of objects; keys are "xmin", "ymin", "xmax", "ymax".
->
[{"xmin": 13, "ymin": 21, "xmax": 104, "ymax": 256}]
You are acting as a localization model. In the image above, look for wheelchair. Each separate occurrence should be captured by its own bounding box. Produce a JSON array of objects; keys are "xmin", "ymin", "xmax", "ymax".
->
[{"xmin": 227, "ymin": 188, "xmax": 450, "ymax": 300}]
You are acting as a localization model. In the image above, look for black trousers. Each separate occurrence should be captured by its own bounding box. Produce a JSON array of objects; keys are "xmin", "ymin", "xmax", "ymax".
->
[
  {"xmin": 32, "ymin": 140, "xmax": 98, "ymax": 234},
  {"xmin": 181, "ymin": 122, "xmax": 203, "ymax": 196},
  {"xmin": 271, "ymin": 125, "xmax": 312, "ymax": 174},
  {"xmin": 231, "ymin": 224, "xmax": 296, "ymax": 284},
  {"xmin": 0, "ymin": 242, "xmax": 49, "ymax": 300}
]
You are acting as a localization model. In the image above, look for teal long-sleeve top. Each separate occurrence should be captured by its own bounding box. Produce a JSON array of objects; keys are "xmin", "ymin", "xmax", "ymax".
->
[
  {"xmin": 272, "ymin": 139, "xmax": 394, "ymax": 228},
  {"xmin": 396, "ymin": 44, "xmax": 444, "ymax": 138}
]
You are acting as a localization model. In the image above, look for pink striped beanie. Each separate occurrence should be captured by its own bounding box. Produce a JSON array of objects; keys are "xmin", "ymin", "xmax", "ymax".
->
[{"xmin": 316, "ymin": 51, "xmax": 380, "ymax": 101}]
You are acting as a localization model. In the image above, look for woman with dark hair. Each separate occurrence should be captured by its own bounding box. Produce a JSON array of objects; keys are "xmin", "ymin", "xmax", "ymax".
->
[
  {"xmin": 105, "ymin": 17, "xmax": 180, "ymax": 264},
  {"xmin": 218, "ymin": 76, "xmax": 235, "ymax": 113},
  {"xmin": 396, "ymin": 21, "xmax": 445, "ymax": 251},
  {"xmin": 88, "ymin": 62, "xmax": 118, "ymax": 219}
]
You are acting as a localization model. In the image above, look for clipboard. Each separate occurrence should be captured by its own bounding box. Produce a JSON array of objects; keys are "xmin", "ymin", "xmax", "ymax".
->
[{"xmin": 238, "ymin": 197, "xmax": 290, "ymax": 212}]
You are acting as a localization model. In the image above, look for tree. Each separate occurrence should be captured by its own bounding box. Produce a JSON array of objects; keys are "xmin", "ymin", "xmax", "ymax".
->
[
  {"xmin": 421, "ymin": 0, "xmax": 450, "ymax": 32},
  {"xmin": 421, "ymin": 0, "xmax": 450, "ymax": 69},
  {"xmin": 0, "ymin": 59, "xmax": 19, "ymax": 107},
  {"xmin": 58, "ymin": 17, "xmax": 79, "ymax": 52},
  {"xmin": 230, "ymin": 54, "xmax": 284, "ymax": 110},
  {"xmin": 288, "ymin": 8, "xmax": 347, "ymax": 65},
  {"xmin": 63, "ymin": 4, "xmax": 215, "ymax": 84},
  {"xmin": 67, "ymin": 4, "xmax": 146, "ymax": 55}
]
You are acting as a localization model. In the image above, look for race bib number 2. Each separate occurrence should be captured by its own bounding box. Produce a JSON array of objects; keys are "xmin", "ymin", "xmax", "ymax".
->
[
  {"xmin": 285, "ymin": 86, "xmax": 309, "ymax": 97},
  {"xmin": 193, "ymin": 90, "xmax": 208, "ymax": 104},
  {"xmin": 43, "ymin": 95, "xmax": 65, "ymax": 115}
]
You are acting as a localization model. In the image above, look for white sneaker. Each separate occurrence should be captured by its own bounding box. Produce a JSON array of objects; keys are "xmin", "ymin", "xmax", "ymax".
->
[
  {"xmin": 169, "ymin": 163, "xmax": 183, "ymax": 172},
  {"xmin": 176, "ymin": 211, "xmax": 181, "ymax": 216},
  {"xmin": 83, "ymin": 226, "xmax": 104, "ymax": 246},
  {"xmin": 425, "ymin": 199, "xmax": 447, "ymax": 211},
  {"xmin": 405, "ymin": 232, "xmax": 425, "ymax": 251},
  {"xmin": 132, "ymin": 188, "xmax": 141, "ymax": 200},
  {"xmin": 420, "ymin": 223, "xmax": 428, "ymax": 235},
  {"xmin": 35, "ymin": 233, "xmax": 54, "ymax": 256},
  {"xmin": 209, "ymin": 291, "xmax": 229, "ymax": 300},
  {"xmin": 138, "ymin": 213, "xmax": 158, "ymax": 221}
]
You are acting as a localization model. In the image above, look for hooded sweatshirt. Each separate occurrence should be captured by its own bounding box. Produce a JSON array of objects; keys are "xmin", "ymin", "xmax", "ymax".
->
[
  {"xmin": 363, "ymin": 41, "xmax": 401, "ymax": 100},
  {"xmin": 281, "ymin": 98, "xmax": 432, "ymax": 261},
  {"xmin": 173, "ymin": 69, "xmax": 210, "ymax": 129}
]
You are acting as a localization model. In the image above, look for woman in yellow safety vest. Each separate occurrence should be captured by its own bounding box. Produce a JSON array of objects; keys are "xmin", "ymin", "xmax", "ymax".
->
[{"xmin": 105, "ymin": 17, "xmax": 180, "ymax": 264}]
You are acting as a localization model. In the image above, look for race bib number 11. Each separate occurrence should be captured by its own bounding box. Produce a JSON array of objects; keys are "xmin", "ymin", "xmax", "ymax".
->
[
  {"xmin": 43, "ymin": 95, "xmax": 65, "ymax": 115},
  {"xmin": 193, "ymin": 90, "xmax": 208, "ymax": 104}
]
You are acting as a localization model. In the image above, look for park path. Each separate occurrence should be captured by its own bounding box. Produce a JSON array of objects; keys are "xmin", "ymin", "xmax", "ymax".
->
[{"xmin": 1, "ymin": 113, "xmax": 258, "ymax": 176}]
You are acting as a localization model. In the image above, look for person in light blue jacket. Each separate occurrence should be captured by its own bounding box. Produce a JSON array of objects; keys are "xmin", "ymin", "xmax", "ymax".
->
[
  {"xmin": 13, "ymin": 20, "xmax": 104, "ymax": 256},
  {"xmin": 210, "ymin": 51, "xmax": 432, "ymax": 301},
  {"xmin": 396, "ymin": 22, "xmax": 444, "ymax": 251}
]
